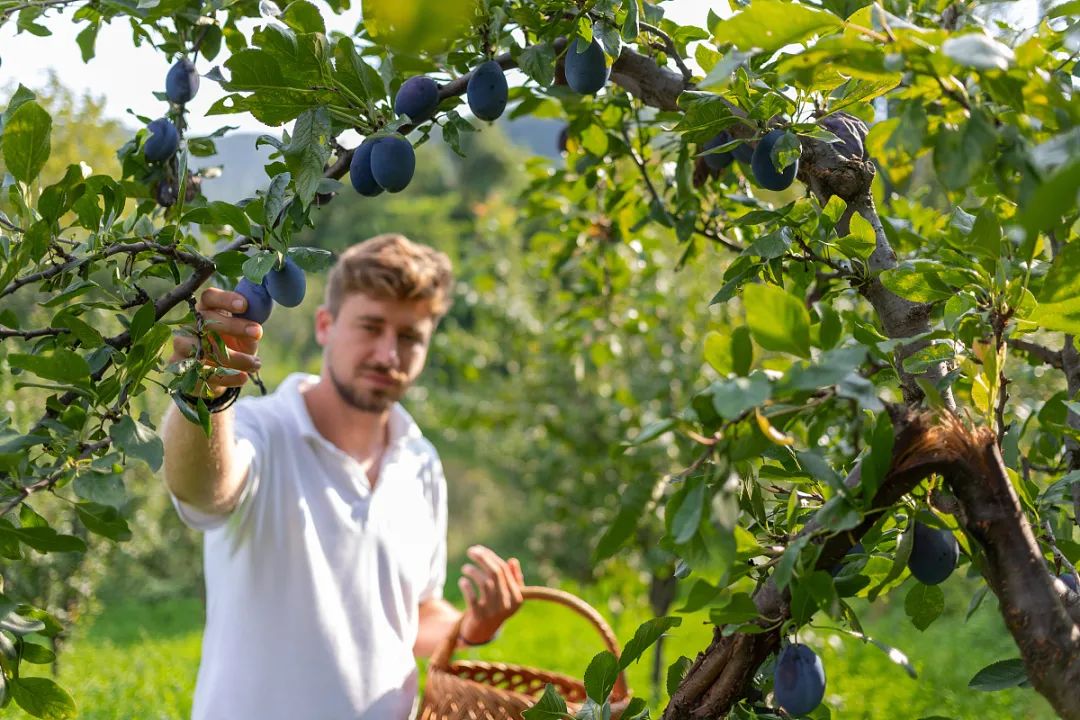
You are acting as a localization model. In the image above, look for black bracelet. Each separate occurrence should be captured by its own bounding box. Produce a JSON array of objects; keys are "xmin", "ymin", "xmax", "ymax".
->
[{"xmin": 175, "ymin": 386, "xmax": 242, "ymax": 414}]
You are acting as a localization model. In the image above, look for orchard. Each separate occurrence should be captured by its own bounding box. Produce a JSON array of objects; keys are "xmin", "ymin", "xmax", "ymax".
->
[{"xmin": 0, "ymin": 0, "xmax": 1078, "ymax": 718}]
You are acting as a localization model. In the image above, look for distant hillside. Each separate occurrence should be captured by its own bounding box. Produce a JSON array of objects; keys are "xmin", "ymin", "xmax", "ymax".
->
[{"xmin": 197, "ymin": 115, "xmax": 563, "ymax": 203}]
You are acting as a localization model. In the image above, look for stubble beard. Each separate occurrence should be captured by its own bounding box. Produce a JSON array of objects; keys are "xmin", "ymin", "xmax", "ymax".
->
[{"xmin": 328, "ymin": 365, "xmax": 404, "ymax": 414}]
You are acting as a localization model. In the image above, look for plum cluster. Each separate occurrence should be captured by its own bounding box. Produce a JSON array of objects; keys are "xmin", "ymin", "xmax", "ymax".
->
[
  {"xmin": 143, "ymin": 58, "xmax": 200, "ymax": 164},
  {"xmin": 233, "ymin": 257, "xmax": 307, "ymax": 324}
]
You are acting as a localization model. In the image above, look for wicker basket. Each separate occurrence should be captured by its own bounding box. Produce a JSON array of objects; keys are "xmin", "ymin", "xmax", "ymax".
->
[{"xmin": 418, "ymin": 586, "xmax": 631, "ymax": 720}]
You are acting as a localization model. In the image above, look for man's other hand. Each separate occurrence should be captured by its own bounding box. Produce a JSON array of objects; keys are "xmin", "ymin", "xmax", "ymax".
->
[{"xmin": 458, "ymin": 545, "xmax": 525, "ymax": 645}]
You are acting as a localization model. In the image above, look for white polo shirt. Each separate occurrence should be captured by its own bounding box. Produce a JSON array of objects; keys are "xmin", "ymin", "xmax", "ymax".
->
[{"xmin": 169, "ymin": 372, "xmax": 448, "ymax": 720}]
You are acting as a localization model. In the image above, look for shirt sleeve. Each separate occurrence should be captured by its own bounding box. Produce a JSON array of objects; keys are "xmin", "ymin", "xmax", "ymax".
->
[
  {"xmin": 167, "ymin": 399, "xmax": 266, "ymax": 533},
  {"xmin": 418, "ymin": 449, "xmax": 448, "ymax": 603}
]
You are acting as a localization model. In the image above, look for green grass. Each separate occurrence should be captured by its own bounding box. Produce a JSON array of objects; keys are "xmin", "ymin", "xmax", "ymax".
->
[{"xmin": 6, "ymin": 577, "xmax": 1057, "ymax": 719}]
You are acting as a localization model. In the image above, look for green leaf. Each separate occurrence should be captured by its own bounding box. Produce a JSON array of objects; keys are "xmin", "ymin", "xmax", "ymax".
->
[
  {"xmin": 904, "ymin": 583, "xmax": 944, "ymax": 631},
  {"xmin": 109, "ymin": 416, "xmax": 164, "ymax": 472},
  {"xmin": 942, "ymin": 33, "xmax": 1015, "ymax": 71},
  {"xmin": 521, "ymin": 684, "xmax": 570, "ymax": 720},
  {"xmin": 1, "ymin": 100, "xmax": 52, "ymax": 184},
  {"xmin": 281, "ymin": 0, "xmax": 325, "ymax": 33},
  {"xmin": 584, "ymin": 651, "xmax": 620, "ymax": 703},
  {"xmin": 288, "ymin": 246, "xmax": 335, "ymax": 272},
  {"xmin": 879, "ymin": 261, "xmax": 955, "ymax": 303},
  {"xmin": 672, "ymin": 478, "xmax": 706, "ymax": 544},
  {"xmin": 743, "ymin": 283, "xmax": 811, "ymax": 358},
  {"xmin": 1038, "ymin": 239, "xmax": 1080, "ymax": 303},
  {"xmin": 1021, "ymin": 160, "xmax": 1080, "ymax": 241},
  {"xmin": 10, "ymin": 677, "xmax": 76, "ymax": 719},
  {"xmin": 666, "ymin": 656, "xmax": 693, "ymax": 698},
  {"xmin": 519, "ymin": 43, "xmax": 555, "ymax": 87},
  {"xmin": 1030, "ymin": 296, "xmax": 1080, "ymax": 335},
  {"xmin": 73, "ymin": 469, "xmax": 126, "ymax": 509},
  {"xmin": 704, "ymin": 331, "xmax": 732, "ymax": 375},
  {"xmin": 621, "ymin": 0, "xmax": 639, "ymax": 41},
  {"xmin": 732, "ymin": 326, "xmax": 754, "ymax": 376},
  {"xmin": 0, "ymin": 522, "xmax": 86, "ymax": 554},
  {"xmin": 284, "ymin": 108, "xmax": 331, "ymax": 208},
  {"xmin": 0, "ymin": 612, "xmax": 45, "ymax": 635},
  {"xmin": 934, "ymin": 112, "xmax": 997, "ymax": 191},
  {"xmin": 710, "ymin": 374, "xmax": 771, "ymax": 421},
  {"xmin": 243, "ymin": 252, "xmax": 279, "ymax": 284},
  {"xmin": 712, "ymin": 1, "xmax": 843, "ymax": 52},
  {"xmin": 8, "ymin": 350, "xmax": 90, "ymax": 384},
  {"xmin": 708, "ymin": 592, "xmax": 760, "ymax": 625},
  {"xmin": 836, "ymin": 212, "xmax": 875, "ymax": 260},
  {"xmin": 968, "ymin": 659, "xmax": 1027, "ymax": 691},
  {"xmin": 774, "ymin": 535, "xmax": 810, "ymax": 590},
  {"xmin": 362, "ymin": 0, "xmax": 473, "ymax": 54},
  {"xmin": 619, "ymin": 616, "xmax": 682, "ymax": 670},
  {"xmin": 19, "ymin": 642, "xmax": 56, "ymax": 665},
  {"xmin": 74, "ymin": 502, "xmax": 132, "ymax": 541}
]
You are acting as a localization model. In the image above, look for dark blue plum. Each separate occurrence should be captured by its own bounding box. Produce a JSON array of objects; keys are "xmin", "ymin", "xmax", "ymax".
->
[
  {"xmin": 830, "ymin": 541, "xmax": 865, "ymax": 577},
  {"xmin": 370, "ymin": 135, "xmax": 415, "ymax": 193},
  {"xmin": 701, "ymin": 131, "xmax": 734, "ymax": 171},
  {"xmin": 234, "ymin": 278, "xmax": 273, "ymax": 324},
  {"xmin": 751, "ymin": 129, "xmax": 799, "ymax": 191},
  {"xmin": 907, "ymin": 522, "xmax": 959, "ymax": 585},
  {"xmin": 166, "ymin": 58, "xmax": 200, "ymax": 104},
  {"xmin": 565, "ymin": 38, "xmax": 609, "ymax": 94},
  {"xmin": 820, "ymin": 111, "xmax": 868, "ymax": 160},
  {"xmin": 394, "ymin": 76, "xmax": 440, "ymax": 123},
  {"xmin": 467, "ymin": 60, "xmax": 508, "ymax": 121},
  {"xmin": 349, "ymin": 138, "xmax": 384, "ymax": 197},
  {"xmin": 1060, "ymin": 572, "xmax": 1079, "ymax": 594},
  {"xmin": 144, "ymin": 118, "xmax": 179, "ymax": 162},
  {"xmin": 733, "ymin": 141, "xmax": 755, "ymax": 165},
  {"xmin": 264, "ymin": 257, "xmax": 306, "ymax": 308},
  {"xmin": 773, "ymin": 643, "xmax": 826, "ymax": 716}
]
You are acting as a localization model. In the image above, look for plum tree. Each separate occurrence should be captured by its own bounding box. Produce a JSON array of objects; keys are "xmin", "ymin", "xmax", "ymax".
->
[
  {"xmin": 234, "ymin": 278, "xmax": 273, "ymax": 324},
  {"xmin": 2, "ymin": 2, "xmax": 1079, "ymax": 719},
  {"xmin": 264, "ymin": 257, "xmax": 306, "ymax": 308},
  {"xmin": 699, "ymin": 131, "xmax": 734, "ymax": 172},
  {"xmin": 773, "ymin": 643, "xmax": 826, "ymax": 716},
  {"xmin": 394, "ymin": 76, "xmax": 440, "ymax": 123},
  {"xmin": 349, "ymin": 138, "xmax": 383, "ymax": 197},
  {"xmin": 466, "ymin": 60, "xmax": 508, "ymax": 121},
  {"xmin": 749, "ymin": 128, "xmax": 798, "ymax": 191},
  {"xmin": 369, "ymin": 135, "xmax": 416, "ymax": 193},
  {"xmin": 907, "ymin": 521, "xmax": 960, "ymax": 585},
  {"xmin": 165, "ymin": 58, "xmax": 199, "ymax": 104},
  {"xmin": 564, "ymin": 38, "xmax": 609, "ymax": 94},
  {"xmin": 143, "ymin": 117, "xmax": 179, "ymax": 162}
]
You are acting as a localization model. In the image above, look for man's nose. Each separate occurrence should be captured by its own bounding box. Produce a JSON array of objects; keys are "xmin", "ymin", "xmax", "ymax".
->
[{"xmin": 372, "ymin": 331, "xmax": 398, "ymax": 366}]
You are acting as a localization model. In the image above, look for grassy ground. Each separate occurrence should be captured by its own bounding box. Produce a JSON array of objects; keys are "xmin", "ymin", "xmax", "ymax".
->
[{"xmin": 7, "ymin": 576, "xmax": 1057, "ymax": 719}]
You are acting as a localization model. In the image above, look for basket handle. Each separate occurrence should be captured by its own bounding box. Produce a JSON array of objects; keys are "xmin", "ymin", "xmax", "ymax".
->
[{"xmin": 429, "ymin": 585, "xmax": 630, "ymax": 702}]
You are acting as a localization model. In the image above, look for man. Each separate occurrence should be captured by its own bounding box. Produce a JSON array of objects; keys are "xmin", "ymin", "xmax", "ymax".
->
[{"xmin": 162, "ymin": 233, "xmax": 525, "ymax": 720}]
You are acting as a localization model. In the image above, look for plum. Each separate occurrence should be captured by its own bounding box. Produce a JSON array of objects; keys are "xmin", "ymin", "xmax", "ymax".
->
[
  {"xmin": 349, "ymin": 138, "xmax": 384, "ymax": 197},
  {"xmin": 394, "ymin": 76, "xmax": 440, "ymax": 123},
  {"xmin": 1060, "ymin": 572, "xmax": 1079, "ymax": 594},
  {"xmin": 369, "ymin": 135, "xmax": 415, "ymax": 193},
  {"xmin": 820, "ymin": 112, "xmax": 868, "ymax": 160},
  {"xmin": 144, "ymin": 118, "xmax": 179, "ymax": 162},
  {"xmin": 166, "ymin": 58, "xmax": 200, "ymax": 104},
  {"xmin": 565, "ymin": 38, "xmax": 609, "ymax": 94},
  {"xmin": 773, "ymin": 643, "xmax": 826, "ymax": 716},
  {"xmin": 467, "ymin": 60, "xmax": 508, "ymax": 121},
  {"xmin": 750, "ymin": 129, "xmax": 799, "ymax": 191},
  {"xmin": 234, "ymin": 278, "xmax": 273, "ymax": 324},
  {"xmin": 701, "ymin": 131, "xmax": 735, "ymax": 171},
  {"xmin": 907, "ymin": 522, "xmax": 959, "ymax": 585},
  {"xmin": 264, "ymin": 257, "xmax": 306, "ymax": 308}
]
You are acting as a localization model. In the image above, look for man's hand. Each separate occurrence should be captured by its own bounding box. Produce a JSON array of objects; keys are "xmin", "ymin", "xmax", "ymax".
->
[
  {"xmin": 458, "ymin": 545, "xmax": 525, "ymax": 645},
  {"xmin": 171, "ymin": 287, "xmax": 263, "ymax": 395}
]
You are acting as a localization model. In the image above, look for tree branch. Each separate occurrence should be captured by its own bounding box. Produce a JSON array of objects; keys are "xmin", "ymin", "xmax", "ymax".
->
[
  {"xmin": 638, "ymin": 22, "xmax": 693, "ymax": 84},
  {"xmin": 1010, "ymin": 338, "xmax": 1063, "ymax": 369}
]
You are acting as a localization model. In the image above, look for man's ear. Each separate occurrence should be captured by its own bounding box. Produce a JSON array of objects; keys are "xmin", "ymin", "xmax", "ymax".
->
[{"xmin": 314, "ymin": 305, "xmax": 333, "ymax": 346}]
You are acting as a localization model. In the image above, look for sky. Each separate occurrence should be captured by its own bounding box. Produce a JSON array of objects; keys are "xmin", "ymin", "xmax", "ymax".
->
[{"xmin": 0, "ymin": 1, "xmax": 712, "ymax": 135}]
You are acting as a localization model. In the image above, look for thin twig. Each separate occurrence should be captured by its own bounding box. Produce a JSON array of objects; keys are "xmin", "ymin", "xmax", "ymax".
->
[{"xmin": 639, "ymin": 22, "xmax": 693, "ymax": 83}]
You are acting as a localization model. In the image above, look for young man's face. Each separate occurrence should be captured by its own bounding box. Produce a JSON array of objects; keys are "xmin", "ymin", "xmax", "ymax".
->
[{"xmin": 315, "ymin": 292, "xmax": 437, "ymax": 413}]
